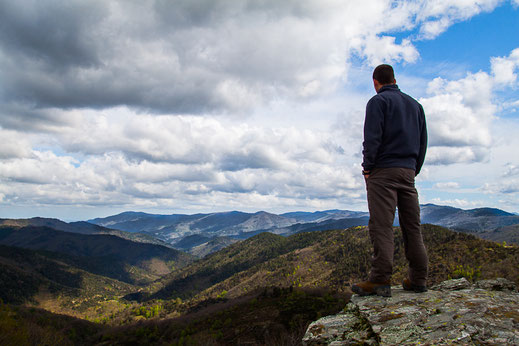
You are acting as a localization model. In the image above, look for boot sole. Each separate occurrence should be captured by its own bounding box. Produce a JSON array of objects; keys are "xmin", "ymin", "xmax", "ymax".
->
[
  {"xmin": 375, "ymin": 285, "xmax": 392, "ymax": 297},
  {"xmin": 352, "ymin": 285, "xmax": 392, "ymax": 297},
  {"xmin": 403, "ymin": 287, "xmax": 428, "ymax": 293},
  {"xmin": 403, "ymin": 282, "xmax": 428, "ymax": 293}
]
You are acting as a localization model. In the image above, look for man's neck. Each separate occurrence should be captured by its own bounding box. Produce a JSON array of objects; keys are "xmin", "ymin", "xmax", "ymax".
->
[{"xmin": 377, "ymin": 83, "xmax": 397, "ymax": 93}]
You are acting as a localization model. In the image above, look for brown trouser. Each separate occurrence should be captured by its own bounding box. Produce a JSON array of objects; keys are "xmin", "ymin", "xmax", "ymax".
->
[{"xmin": 366, "ymin": 167, "xmax": 428, "ymax": 286}]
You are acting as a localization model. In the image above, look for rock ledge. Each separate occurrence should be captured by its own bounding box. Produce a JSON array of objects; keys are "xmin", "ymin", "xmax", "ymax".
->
[{"xmin": 303, "ymin": 278, "xmax": 519, "ymax": 345}]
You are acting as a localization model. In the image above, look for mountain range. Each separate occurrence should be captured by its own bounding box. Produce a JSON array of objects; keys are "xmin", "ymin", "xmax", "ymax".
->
[
  {"xmin": 1, "ymin": 220, "xmax": 517, "ymax": 345},
  {"xmin": 1, "ymin": 203, "xmax": 518, "ymax": 345},
  {"xmin": 419, "ymin": 204, "xmax": 519, "ymax": 232},
  {"xmin": 0, "ymin": 217, "xmax": 173, "ymax": 247},
  {"xmin": 87, "ymin": 204, "xmax": 519, "ymax": 254}
]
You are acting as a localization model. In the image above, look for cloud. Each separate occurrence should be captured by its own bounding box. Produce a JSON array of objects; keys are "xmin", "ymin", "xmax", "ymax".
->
[
  {"xmin": 418, "ymin": 45, "xmax": 519, "ymax": 166},
  {"xmin": 57, "ymin": 111, "xmax": 341, "ymax": 168},
  {"xmin": 0, "ymin": 0, "xmax": 105, "ymax": 69},
  {"xmin": 491, "ymin": 48, "xmax": 519, "ymax": 86},
  {"xmin": 0, "ymin": 0, "xmax": 353, "ymax": 123},
  {"xmin": 420, "ymin": 71, "xmax": 495, "ymax": 164},
  {"xmin": 504, "ymin": 164, "xmax": 519, "ymax": 177},
  {"xmin": 0, "ymin": 129, "xmax": 32, "ymax": 159},
  {"xmin": 426, "ymin": 146, "xmax": 489, "ymax": 165},
  {"xmin": 1, "ymin": 0, "xmax": 518, "ymax": 217},
  {"xmin": 3, "ymin": 0, "xmax": 498, "ymax": 130},
  {"xmin": 482, "ymin": 180, "xmax": 519, "ymax": 194},
  {"xmin": 501, "ymin": 100, "xmax": 519, "ymax": 113},
  {"xmin": 418, "ymin": 45, "xmax": 519, "ymax": 167},
  {"xmin": 0, "ymin": 151, "xmax": 80, "ymax": 185},
  {"xmin": 0, "ymin": 113, "xmax": 363, "ymax": 210},
  {"xmin": 433, "ymin": 182, "xmax": 460, "ymax": 189},
  {"xmin": 417, "ymin": 0, "xmax": 501, "ymax": 39},
  {"xmin": 353, "ymin": 35, "xmax": 419, "ymax": 66},
  {"xmin": 427, "ymin": 197, "xmax": 483, "ymax": 208},
  {"xmin": 0, "ymin": 103, "xmax": 82, "ymax": 132}
]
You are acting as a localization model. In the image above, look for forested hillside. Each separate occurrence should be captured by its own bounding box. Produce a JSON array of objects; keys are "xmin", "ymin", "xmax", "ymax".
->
[
  {"xmin": 0, "ymin": 225, "xmax": 193, "ymax": 285},
  {"xmin": 152, "ymin": 224, "xmax": 519, "ymax": 304},
  {"xmin": 1, "ymin": 224, "xmax": 518, "ymax": 345}
]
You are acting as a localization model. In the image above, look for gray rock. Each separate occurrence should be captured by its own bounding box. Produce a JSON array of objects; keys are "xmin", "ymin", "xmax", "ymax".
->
[
  {"xmin": 303, "ymin": 303, "xmax": 379, "ymax": 345},
  {"xmin": 475, "ymin": 278, "xmax": 517, "ymax": 291},
  {"xmin": 430, "ymin": 277, "xmax": 472, "ymax": 290},
  {"xmin": 303, "ymin": 278, "xmax": 519, "ymax": 345}
]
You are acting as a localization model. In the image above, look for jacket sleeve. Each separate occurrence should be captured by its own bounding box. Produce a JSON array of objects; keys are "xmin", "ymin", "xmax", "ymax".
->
[
  {"xmin": 362, "ymin": 97, "xmax": 385, "ymax": 171},
  {"xmin": 415, "ymin": 105, "xmax": 427, "ymax": 175}
]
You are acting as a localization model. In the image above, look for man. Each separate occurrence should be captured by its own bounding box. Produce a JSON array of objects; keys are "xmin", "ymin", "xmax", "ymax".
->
[{"xmin": 352, "ymin": 64, "xmax": 428, "ymax": 297}]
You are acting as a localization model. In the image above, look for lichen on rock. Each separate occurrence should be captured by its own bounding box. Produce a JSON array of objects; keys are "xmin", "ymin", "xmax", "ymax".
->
[{"xmin": 303, "ymin": 278, "xmax": 519, "ymax": 345}]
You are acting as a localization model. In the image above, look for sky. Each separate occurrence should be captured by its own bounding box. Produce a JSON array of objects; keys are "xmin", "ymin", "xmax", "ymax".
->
[{"xmin": 1, "ymin": 0, "xmax": 519, "ymax": 221}]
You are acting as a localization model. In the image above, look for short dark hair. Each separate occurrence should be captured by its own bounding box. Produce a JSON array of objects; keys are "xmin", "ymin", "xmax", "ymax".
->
[{"xmin": 373, "ymin": 64, "xmax": 395, "ymax": 85}]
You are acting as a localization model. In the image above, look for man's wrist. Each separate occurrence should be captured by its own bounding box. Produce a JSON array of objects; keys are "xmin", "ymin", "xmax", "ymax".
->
[{"xmin": 362, "ymin": 170, "xmax": 371, "ymax": 176}]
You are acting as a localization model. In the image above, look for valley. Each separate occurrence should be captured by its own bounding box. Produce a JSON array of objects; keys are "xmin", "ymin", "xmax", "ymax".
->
[{"xmin": 1, "ymin": 205, "xmax": 518, "ymax": 344}]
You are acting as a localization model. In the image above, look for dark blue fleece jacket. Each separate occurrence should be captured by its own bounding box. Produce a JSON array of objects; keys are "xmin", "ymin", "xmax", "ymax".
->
[{"xmin": 362, "ymin": 84, "xmax": 427, "ymax": 175}]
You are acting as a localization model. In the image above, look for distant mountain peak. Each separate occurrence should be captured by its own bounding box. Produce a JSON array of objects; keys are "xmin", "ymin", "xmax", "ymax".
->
[{"xmin": 83, "ymin": 204, "xmax": 519, "ymax": 250}]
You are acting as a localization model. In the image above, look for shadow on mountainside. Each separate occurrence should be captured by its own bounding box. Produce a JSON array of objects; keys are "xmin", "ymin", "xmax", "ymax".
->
[
  {"xmin": 144, "ymin": 224, "xmax": 519, "ymax": 305},
  {"xmin": 0, "ymin": 225, "xmax": 193, "ymax": 286},
  {"xmin": 0, "ymin": 245, "xmax": 84, "ymax": 304}
]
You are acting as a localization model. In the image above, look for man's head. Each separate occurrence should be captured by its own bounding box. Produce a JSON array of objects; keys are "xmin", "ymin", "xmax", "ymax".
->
[{"xmin": 373, "ymin": 64, "xmax": 396, "ymax": 92}]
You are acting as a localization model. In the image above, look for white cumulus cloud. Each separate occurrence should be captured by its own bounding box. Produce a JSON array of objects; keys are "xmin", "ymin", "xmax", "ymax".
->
[
  {"xmin": 417, "ymin": 0, "xmax": 502, "ymax": 39},
  {"xmin": 420, "ymin": 72, "xmax": 495, "ymax": 164},
  {"xmin": 491, "ymin": 48, "xmax": 519, "ymax": 86},
  {"xmin": 0, "ymin": 111, "xmax": 364, "ymax": 212},
  {"xmin": 420, "ymin": 45, "xmax": 519, "ymax": 166},
  {"xmin": 433, "ymin": 182, "xmax": 461, "ymax": 189}
]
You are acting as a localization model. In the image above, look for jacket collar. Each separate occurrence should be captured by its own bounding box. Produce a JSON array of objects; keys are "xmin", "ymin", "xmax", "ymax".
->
[{"xmin": 377, "ymin": 84, "xmax": 399, "ymax": 93}]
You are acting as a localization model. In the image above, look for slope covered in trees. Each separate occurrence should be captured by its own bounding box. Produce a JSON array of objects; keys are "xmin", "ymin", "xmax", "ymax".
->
[
  {"xmin": 1, "ymin": 224, "xmax": 518, "ymax": 345},
  {"xmin": 152, "ymin": 224, "xmax": 519, "ymax": 305},
  {"xmin": 0, "ymin": 225, "xmax": 193, "ymax": 285}
]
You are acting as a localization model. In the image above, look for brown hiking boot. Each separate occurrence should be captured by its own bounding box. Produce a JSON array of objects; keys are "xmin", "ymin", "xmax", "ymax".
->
[
  {"xmin": 352, "ymin": 280, "xmax": 391, "ymax": 297},
  {"xmin": 402, "ymin": 278, "xmax": 427, "ymax": 293}
]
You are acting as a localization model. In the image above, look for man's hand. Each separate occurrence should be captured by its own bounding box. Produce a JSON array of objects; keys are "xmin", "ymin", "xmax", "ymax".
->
[{"xmin": 362, "ymin": 170, "xmax": 371, "ymax": 179}]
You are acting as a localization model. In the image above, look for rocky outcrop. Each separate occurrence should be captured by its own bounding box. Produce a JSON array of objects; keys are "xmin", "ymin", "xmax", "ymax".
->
[{"xmin": 303, "ymin": 278, "xmax": 519, "ymax": 345}]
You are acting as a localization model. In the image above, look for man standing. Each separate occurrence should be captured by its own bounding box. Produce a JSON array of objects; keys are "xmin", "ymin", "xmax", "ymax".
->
[{"xmin": 352, "ymin": 64, "xmax": 428, "ymax": 297}]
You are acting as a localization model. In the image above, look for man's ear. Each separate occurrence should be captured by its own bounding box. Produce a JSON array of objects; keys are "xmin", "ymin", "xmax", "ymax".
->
[{"xmin": 373, "ymin": 79, "xmax": 382, "ymax": 92}]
